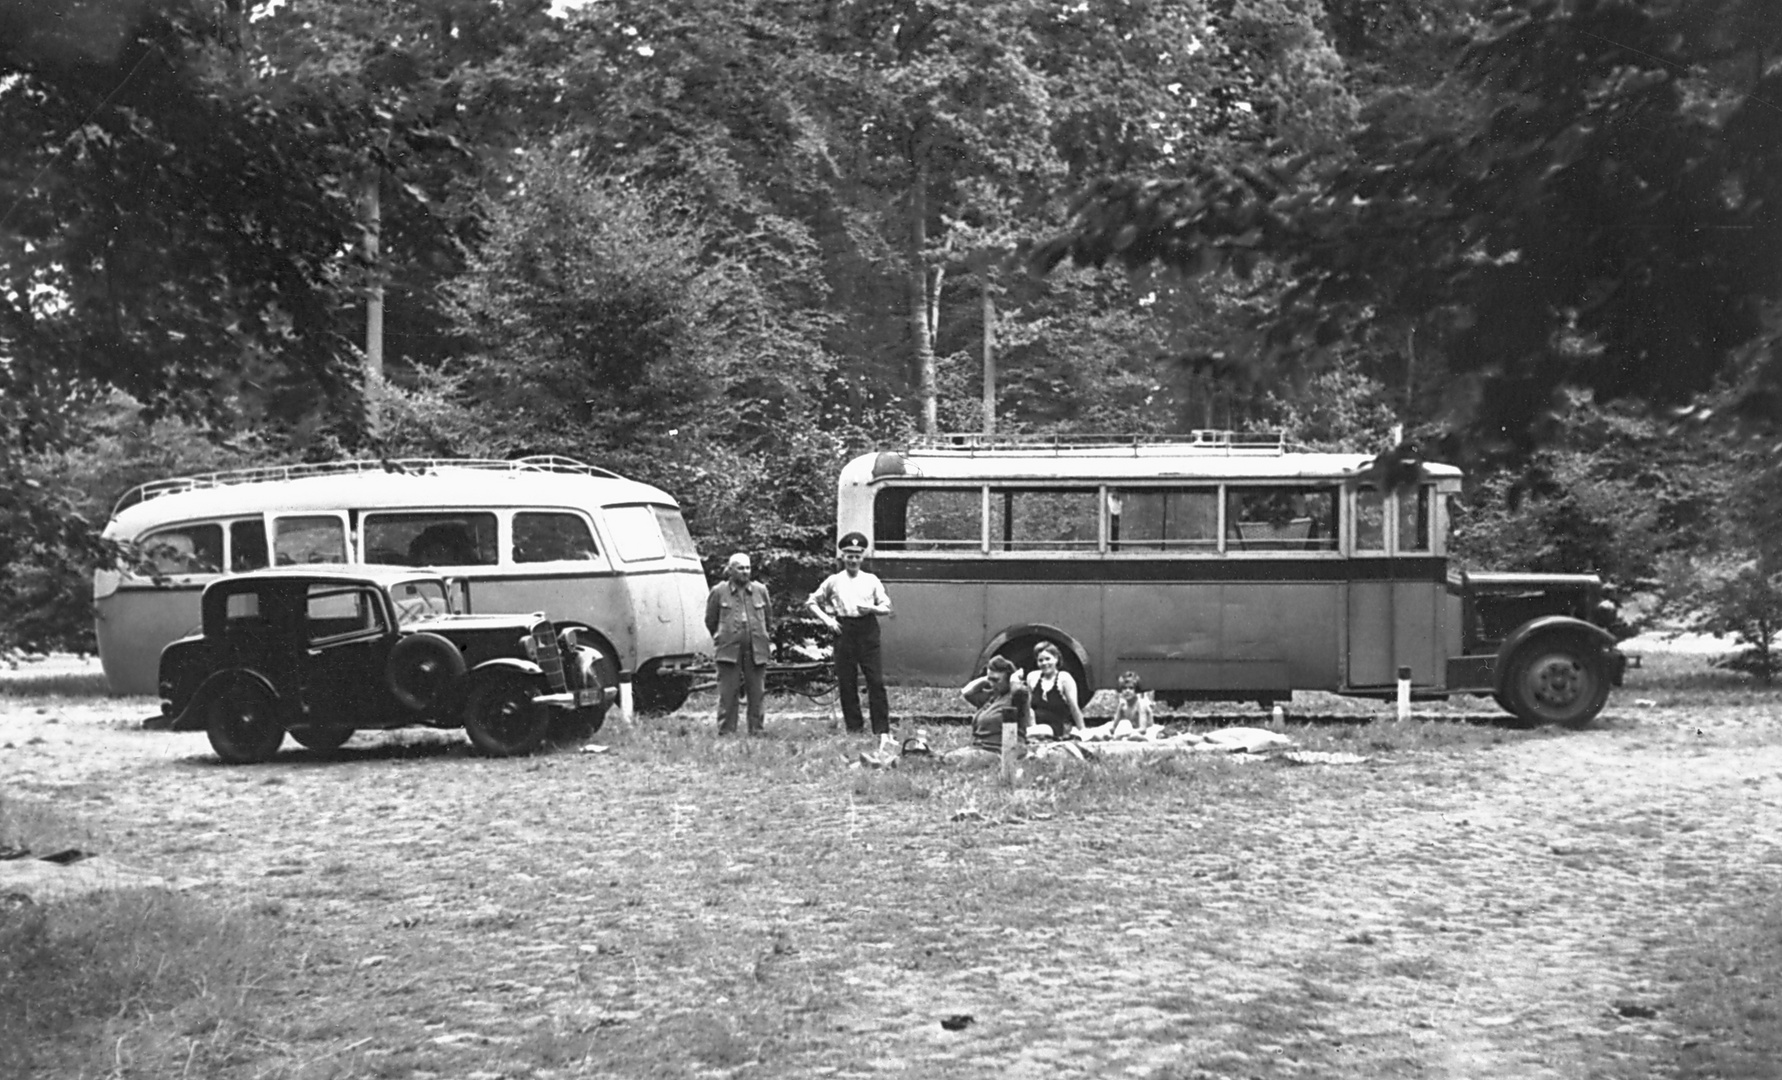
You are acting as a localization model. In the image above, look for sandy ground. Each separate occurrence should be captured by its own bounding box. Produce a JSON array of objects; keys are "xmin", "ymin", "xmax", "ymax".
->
[{"xmin": 4, "ymin": 679, "xmax": 1781, "ymax": 1078}]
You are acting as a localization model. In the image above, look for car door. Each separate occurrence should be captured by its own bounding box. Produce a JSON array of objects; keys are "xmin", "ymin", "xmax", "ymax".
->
[{"xmin": 298, "ymin": 583, "xmax": 390, "ymax": 724}]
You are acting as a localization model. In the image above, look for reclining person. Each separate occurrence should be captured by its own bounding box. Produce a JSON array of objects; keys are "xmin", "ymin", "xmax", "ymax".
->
[{"xmin": 944, "ymin": 655, "xmax": 1031, "ymax": 767}]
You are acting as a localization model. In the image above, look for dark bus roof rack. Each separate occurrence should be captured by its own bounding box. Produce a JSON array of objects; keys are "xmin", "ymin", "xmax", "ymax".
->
[
  {"xmin": 111, "ymin": 455, "xmax": 622, "ymax": 519},
  {"xmin": 903, "ymin": 431, "xmax": 1287, "ymax": 455}
]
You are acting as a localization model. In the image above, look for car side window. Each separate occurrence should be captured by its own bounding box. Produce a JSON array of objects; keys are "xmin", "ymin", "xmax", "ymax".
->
[{"xmin": 306, "ymin": 585, "xmax": 383, "ymax": 643}]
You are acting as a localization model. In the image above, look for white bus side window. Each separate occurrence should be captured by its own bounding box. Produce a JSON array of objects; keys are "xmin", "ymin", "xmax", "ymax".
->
[
  {"xmin": 873, "ymin": 488, "xmax": 981, "ymax": 551},
  {"xmin": 605, "ymin": 505, "xmax": 667, "ymax": 562},
  {"xmin": 363, "ymin": 512, "xmax": 497, "ymax": 567},
  {"xmin": 138, "ymin": 524, "xmax": 223, "ymax": 575},
  {"xmin": 1398, "ymin": 487, "xmax": 1431, "ymax": 552},
  {"xmin": 274, "ymin": 516, "xmax": 348, "ymax": 566},
  {"xmin": 1111, "ymin": 489, "xmax": 1218, "ymax": 551},
  {"xmin": 229, "ymin": 520, "xmax": 269, "ymax": 572},
  {"xmin": 1355, "ymin": 489, "xmax": 1386, "ymax": 552},
  {"xmin": 514, "ymin": 512, "xmax": 600, "ymax": 563},
  {"xmin": 1226, "ymin": 487, "xmax": 1338, "ymax": 552},
  {"xmin": 652, "ymin": 507, "xmax": 700, "ymax": 559},
  {"xmin": 988, "ymin": 489, "xmax": 1098, "ymax": 552}
]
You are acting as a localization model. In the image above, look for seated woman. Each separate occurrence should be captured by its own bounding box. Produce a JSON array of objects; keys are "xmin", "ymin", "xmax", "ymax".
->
[
  {"xmin": 1081, "ymin": 670, "xmax": 1155, "ymax": 740},
  {"xmin": 943, "ymin": 655, "xmax": 1031, "ymax": 766},
  {"xmin": 1026, "ymin": 641, "xmax": 1085, "ymax": 739}
]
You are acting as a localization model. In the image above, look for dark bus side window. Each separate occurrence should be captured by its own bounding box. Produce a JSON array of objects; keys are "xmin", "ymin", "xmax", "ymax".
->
[
  {"xmin": 1399, "ymin": 487, "xmax": 1431, "ymax": 552},
  {"xmin": 1225, "ymin": 486, "xmax": 1339, "ymax": 552},
  {"xmin": 874, "ymin": 488, "xmax": 981, "ymax": 551},
  {"xmin": 1110, "ymin": 489, "xmax": 1218, "ymax": 551},
  {"xmin": 988, "ymin": 489, "xmax": 1098, "ymax": 551}
]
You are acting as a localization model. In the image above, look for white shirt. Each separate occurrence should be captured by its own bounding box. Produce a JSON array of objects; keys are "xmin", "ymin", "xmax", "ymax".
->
[{"xmin": 809, "ymin": 569, "xmax": 891, "ymax": 618}]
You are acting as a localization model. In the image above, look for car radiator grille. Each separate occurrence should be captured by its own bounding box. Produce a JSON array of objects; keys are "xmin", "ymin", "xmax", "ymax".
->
[{"xmin": 531, "ymin": 621, "xmax": 569, "ymax": 692}]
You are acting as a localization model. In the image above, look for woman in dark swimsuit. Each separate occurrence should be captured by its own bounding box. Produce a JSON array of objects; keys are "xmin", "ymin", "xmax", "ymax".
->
[{"xmin": 1026, "ymin": 641, "xmax": 1085, "ymax": 738}]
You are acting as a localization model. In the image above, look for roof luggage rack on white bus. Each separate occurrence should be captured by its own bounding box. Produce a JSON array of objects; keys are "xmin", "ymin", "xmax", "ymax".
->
[
  {"xmin": 111, "ymin": 455, "xmax": 623, "ymax": 518},
  {"xmin": 903, "ymin": 431, "xmax": 1286, "ymax": 456}
]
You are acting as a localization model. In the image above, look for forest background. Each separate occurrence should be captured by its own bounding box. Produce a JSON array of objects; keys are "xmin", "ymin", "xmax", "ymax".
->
[{"xmin": 2, "ymin": 0, "xmax": 1779, "ymax": 671}]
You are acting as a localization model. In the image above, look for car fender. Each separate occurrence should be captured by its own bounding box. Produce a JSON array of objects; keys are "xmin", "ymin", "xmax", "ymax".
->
[
  {"xmin": 1494, "ymin": 616, "xmax": 1618, "ymax": 692},
  {"xmin": 468, "ymin": 657, "xmax": 545, "ymax": 681},
  {"xmin": 170, "ymin": 669, "xmax": 281, "ymax": 732}
]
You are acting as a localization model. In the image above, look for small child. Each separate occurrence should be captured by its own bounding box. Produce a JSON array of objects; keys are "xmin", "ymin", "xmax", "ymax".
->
[
  {"xmin": 1111, "ymin": 671, "xmax": 1154, "ymax": 735},
  {"xmin": 1081, "ymin": 670, "xmax": 1154, "ymax": 740}
]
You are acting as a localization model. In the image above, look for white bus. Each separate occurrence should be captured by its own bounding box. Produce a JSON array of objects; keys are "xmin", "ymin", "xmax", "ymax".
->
[
  {"xmin": 96, "ymin": 456, "xmax": 711, "ymax": 717},
  {"xmin": 835, "ymin": 433, "xmax": 1626, "ymax": 726}
]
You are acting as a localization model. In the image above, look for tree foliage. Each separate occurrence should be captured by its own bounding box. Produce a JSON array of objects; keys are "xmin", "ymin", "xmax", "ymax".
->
[{"xmin": 1036, "ymin": 0, "xmax": 1782, "ymax": 451}]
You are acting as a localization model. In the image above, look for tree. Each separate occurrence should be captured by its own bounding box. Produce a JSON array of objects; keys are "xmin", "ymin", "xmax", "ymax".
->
[
  {"xmin": 439, "ymin": 148, "xmax": 855, "ymax": 569},
  {"xmin": 1035, "ymin": 0, "xmax": 1782, "ymax": 452}
]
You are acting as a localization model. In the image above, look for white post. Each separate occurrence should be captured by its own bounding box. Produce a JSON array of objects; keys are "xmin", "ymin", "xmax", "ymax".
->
[
  {"xmin": 619, "ymin": 679, "xmax": 635, "ymax": 725},
  {"xmin": 1000, "ymin": 720, "xmax": 1017, "ymax": 785},
  {"xmin": 1396, "ymin": 665, "xmax": 1412, "ymax": 721}
]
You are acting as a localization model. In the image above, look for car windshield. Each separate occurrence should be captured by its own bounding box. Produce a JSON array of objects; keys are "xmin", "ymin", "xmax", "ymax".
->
[{"xmin": 389, "ymin": 580, "xmax": 454, "ymax": 625}]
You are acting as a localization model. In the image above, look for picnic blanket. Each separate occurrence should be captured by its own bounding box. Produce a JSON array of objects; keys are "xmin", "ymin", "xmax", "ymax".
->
[{"xmin": 1031, "ymin": 725, "xmax": 1297, "ymax": 761}]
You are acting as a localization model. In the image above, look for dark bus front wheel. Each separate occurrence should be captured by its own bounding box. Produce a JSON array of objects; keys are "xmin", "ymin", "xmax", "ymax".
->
[{"xmin": 1502, "ymin": 639, "xmax": 1610, "ymax": 729}]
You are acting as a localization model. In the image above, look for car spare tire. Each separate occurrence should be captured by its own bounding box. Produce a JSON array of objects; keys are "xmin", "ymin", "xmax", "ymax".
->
[{"xmin": 387, "ymin": 632, "xmax": 467, "ymax": 713}]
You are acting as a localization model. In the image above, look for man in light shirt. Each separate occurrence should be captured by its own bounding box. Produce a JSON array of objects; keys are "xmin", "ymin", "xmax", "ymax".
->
[{"xmin": 806, "ymin": 532, "xmax": 893, "ymax": 736}]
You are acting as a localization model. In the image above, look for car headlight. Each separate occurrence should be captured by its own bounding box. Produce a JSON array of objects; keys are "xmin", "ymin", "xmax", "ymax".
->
[{"xmin": 521, "ymin": 634, "xmax": 539, "ymax": 662}]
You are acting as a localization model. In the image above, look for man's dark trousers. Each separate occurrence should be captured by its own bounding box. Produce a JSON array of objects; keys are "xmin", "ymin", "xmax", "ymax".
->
[{"xmin": 834, "ymin": 615, "xmax": 889, "ymax": 734}]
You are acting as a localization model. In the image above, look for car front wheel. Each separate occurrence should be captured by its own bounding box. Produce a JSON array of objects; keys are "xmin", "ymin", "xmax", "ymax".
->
[
  {"xmin": 463, "ymin": 674, "xmax": 550, "ymax": 756},
  {"xmin": 1502, "ymin": 638, "xmax": 1610, "ymax": 729},
  {"xmin": 205, "ymin": 683, "xmax": 286, "ymax": 764}
]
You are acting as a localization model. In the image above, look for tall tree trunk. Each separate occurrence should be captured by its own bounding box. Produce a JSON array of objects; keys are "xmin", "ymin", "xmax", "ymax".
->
[
  {"xmin": 908, "ymin": 147, "xmax": 938, "ymax": 434},
  {"xmin": 981, "ymin": 271, "xmax": 996, "ymax": 434},
  {"xmin": 363, "ymin": 169, "xmax": 384, "ymax": 437}
]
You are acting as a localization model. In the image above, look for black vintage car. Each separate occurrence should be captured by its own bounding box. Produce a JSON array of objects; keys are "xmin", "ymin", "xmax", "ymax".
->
[{"xmin": 155, "ymin": 567, "xmax": 613, "ymax": 762}]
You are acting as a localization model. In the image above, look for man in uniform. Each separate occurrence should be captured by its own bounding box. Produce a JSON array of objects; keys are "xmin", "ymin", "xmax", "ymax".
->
[
  {"xmin": 705, "ymin": 552, "xmax": 774, "ymax": 734},
  {"xmin": 806, "ymin": 532, "xmax": 893, "ymax": 736}
]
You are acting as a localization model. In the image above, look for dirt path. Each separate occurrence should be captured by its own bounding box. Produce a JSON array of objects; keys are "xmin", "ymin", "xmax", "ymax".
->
[{"xmin": 3, "ymin": 695, "xmax": 1780, "ymax": 1079}]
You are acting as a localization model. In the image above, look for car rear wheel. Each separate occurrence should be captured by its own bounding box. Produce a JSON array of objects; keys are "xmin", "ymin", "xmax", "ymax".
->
[
  {"xmin": 1503, "ymin": 638, "xmax": 1610, "ymax": 728},
  {"xmin": 464, "ymin": 673, "xmax": 550, "ymax": 756},
  {"xmin": 290, "ymin": 727, "xmax": 355, "ymax": 751},
  {"xmin": 205, "ymin": 683, "xmax": 285, "ymax": 764}
]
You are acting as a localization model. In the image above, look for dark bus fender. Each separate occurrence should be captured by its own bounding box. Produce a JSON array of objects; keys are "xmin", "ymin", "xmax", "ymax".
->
[
  {"xmin": 977, "ymin": 623, "xmax": 1095, "ymax": 700},
  {"xmin": 1496, "ymin": 616, "xmax": 1622, "ymax": 693},
  {"xmin": 169, "ymin": 669, "xmax": 282, "ymax": 732}
]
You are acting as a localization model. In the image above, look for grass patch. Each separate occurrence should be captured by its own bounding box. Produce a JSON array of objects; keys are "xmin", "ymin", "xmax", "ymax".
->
[
  {"xmin": 0, "ymin": 794, "xmax": 288, "ymax": 1079},
  {"xmin": 1663, "ymin": 898, "xmax": 1782, "ymax": 1079},
  {"xmin": 0, "ymin": 670, "xmax": 113, "ymax": 700}
]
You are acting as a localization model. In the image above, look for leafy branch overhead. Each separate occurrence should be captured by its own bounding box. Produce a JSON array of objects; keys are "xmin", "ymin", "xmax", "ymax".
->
[{"xmin": 1033, "ymin": 0, "xmax": 1782, "ymax": 447}]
